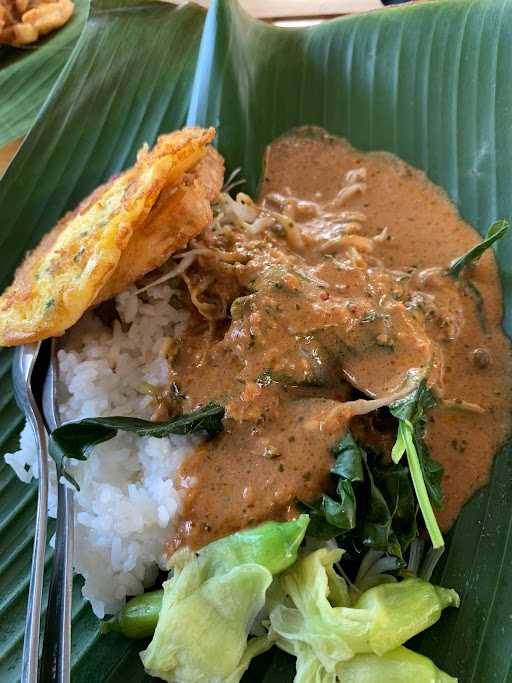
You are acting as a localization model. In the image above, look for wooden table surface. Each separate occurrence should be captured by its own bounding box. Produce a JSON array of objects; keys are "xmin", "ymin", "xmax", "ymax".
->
[{"xmin": 0, "ymin": 0, "xmax": 391, "ymax": 176}]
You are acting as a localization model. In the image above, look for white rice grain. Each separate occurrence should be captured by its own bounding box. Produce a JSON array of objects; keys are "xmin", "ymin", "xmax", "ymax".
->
[{"xmin": 5, "ymin": 283, "xmax": 197, "ymax": 617}]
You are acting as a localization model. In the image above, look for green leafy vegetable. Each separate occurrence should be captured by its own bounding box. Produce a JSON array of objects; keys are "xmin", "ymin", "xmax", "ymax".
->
[
  {"xmin": 323, "ymin": 480, "xmax": 357, "ymax": 530},
  {"xmin": 299, "ymin": 432, "xmax": 362, "ymax": 540},
  {"xmin": 353, "ymin": 577, "xmax": 459, "ymax": 655},
  {"xmin": 390, "ymin": 382, "xmax": 444, "ymax": 549},
  {"xmin": 360, "ymin": 461, "xmax": 401, "ymax": 558},
  {"xmin": 389, "ymin": 379, "xmax": 436, "ymax": 425},
  {"xmin": 103, "ymin": 517, "xmax": 308, "ymax": 639},
  {"xmin": 337, "ymin": 647, "xmax": 457, "ymax": 682},
  {"xmin": 390, "ymin": 381, "xmax": 443, "ymax": 507},
  {"xmin": 372, "ymin": 465, "xmax": 418, "ymax": 554},
  {"xmin": 268, "ymin": 548, "xmax": 459, "ymax": 681},
  {"xmin": 331, "ymin": 433, "xmax": 365, "ymax": 481},
  {"xmin": 141, "ymin": 561, "xmax": 272, "ymax": 683},
  {"xmin": 103, "ymin": 526, "xmax": 459, "ymax": 682},
  {"xmin": 299, "ymin": 500, "xmax": 345, "ymax": 541},
  {"xmin": 199, "ymin": 515, "xmax": 309, "ymax": 576},
  {"xmin": 302, "ymin": 432, "xmax": 416, "ymax": 559},
  {"xmin": 448, "ymin": 219, "xmax": 510, "ymax": 277},
  {"xmin": 49, "ymin": 403, "xmax": 224, "ymax": 488},
  {"xmin": 137, "ymin": 517, "xmax": 308, "ymax": 681},
  {"xmin": 300, "ymin": 432, "xmax": 363, "ymax": 540},
  {"xmin": 320, "ymin": 432, "xmax": 363, "ymax": 535}
]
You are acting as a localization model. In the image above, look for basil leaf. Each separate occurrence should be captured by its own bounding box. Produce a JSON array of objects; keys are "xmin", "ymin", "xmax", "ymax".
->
[
  {"xmin": 448, "ymin": 218, "xmax": 510, "ymax": 277},
  {"xmin": 49, "ymin": 403, "xmax": 225, "ymax": 489}
]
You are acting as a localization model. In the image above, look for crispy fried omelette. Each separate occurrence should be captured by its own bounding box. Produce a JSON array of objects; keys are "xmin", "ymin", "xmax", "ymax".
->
[
  {"xmin": 95, "ymin": 146, "xmax": 224, "ymax": 304},
  {"xmin": 0, "ymin": 127, "xmax": 223, "ymax": 346}
]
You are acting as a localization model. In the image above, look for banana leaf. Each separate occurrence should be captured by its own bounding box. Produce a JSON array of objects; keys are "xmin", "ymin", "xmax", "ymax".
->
[
  {"xmin": 0, "ymin": 0, "xmax": 89, "ymax": 148},
  {"xmin": 1, "ymin": 0, "xmax": 512, "ymax": 680},
  {"xmin": 0, "ymin": 2, "xmax": 205, "ymax": 681}
]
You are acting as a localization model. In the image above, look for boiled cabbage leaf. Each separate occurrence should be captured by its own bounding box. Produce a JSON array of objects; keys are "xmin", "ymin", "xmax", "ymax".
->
[
  {"xmin": 140, "ymin": 559, "xmax": 271, "ymax": 682},
  {"xmin": 337, "ymin": 647, "xmax": 456, "ymax": 683},
  {"xmin": 268, "ymin": 548, "xmax": 459, "ymax": 681},
  {"xmin": 140, "ymin": 516, "xmax": 309, "ymax": 682}
]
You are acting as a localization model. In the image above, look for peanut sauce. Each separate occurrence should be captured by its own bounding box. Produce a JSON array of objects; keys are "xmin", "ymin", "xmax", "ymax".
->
[{"xmin": 167, "ymin": 127, "xmax": 512, "ymax": 553}]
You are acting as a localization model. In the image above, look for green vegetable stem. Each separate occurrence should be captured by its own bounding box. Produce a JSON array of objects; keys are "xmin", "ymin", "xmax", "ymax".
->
[
  {"xmin": 390, "ymin": 380, "xmax": 444, "ymax": 550},
  {"xmin": 100, "ymin": 590, "xmax": 163, "ymax": 639}
]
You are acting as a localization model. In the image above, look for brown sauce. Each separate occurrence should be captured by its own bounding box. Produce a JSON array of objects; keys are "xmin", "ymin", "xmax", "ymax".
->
[{"xmin": 166, "ymin": 127, "xmax": 512, "ymax": 552}]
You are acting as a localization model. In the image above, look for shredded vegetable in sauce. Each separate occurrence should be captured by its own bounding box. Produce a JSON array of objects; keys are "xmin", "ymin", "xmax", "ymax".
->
[{"xmin": 160, "ymin": 127, "xmax": 512, "ymax": 554}]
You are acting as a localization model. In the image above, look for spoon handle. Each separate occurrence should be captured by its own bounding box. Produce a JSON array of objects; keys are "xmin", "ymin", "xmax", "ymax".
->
[
  {"xmin": 40, "ymin": 339, "xmax": 74, "ymax": 683},
  {"xmin": 12, "ymin": 343, "xmax": 50, "ymax": 683},
  {"xmin": 39, "ymin": 486, "xmax": 74, "ymax": 683}
]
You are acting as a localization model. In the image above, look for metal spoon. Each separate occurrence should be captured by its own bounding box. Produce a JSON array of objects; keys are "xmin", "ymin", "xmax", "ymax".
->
[
  {"xmin": 12, "ymin": 342, "xmax": 49, "ymax": 683},
  {"xmin": 40, "ymin": 339, "xmax": 74, "ymax": 683}
]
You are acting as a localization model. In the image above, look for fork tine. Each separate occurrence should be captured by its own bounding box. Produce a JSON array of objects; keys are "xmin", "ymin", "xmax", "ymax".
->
[{"xmin": 12, "ymin": 343, "xmax": 50, "ymax": 683}]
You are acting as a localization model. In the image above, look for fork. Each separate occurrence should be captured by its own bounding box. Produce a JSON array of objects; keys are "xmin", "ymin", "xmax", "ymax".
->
[{"xmin": 12, "ymin": 342, "xmax": 49, "ymax": 683}]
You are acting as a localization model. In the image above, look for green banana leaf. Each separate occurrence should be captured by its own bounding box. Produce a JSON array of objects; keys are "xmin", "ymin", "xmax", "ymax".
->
[
  {"xmin": 0, "ymin": 2, "xmax": 205, "ymax": 681},
  {"xmin": 0, "ymin": 0, "xmax": 89, "ymax": 148},
  {"xmin": 1, "ymin": 0, "xmax": 512, "ymax": 681}
]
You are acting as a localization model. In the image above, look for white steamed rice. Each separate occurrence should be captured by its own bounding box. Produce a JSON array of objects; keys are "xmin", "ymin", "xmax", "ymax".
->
[{"xmin": 5, "ymin": 283, "xmax": 199, "ymax": 617}]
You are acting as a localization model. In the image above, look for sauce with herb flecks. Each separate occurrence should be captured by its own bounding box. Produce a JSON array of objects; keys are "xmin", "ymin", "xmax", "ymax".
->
[{"xmin": 166, "ymin": 128, "xmax": 512, "ymax": 553}]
